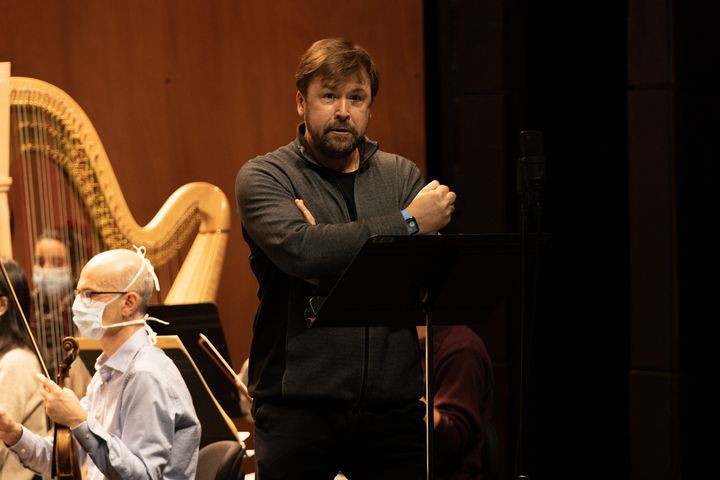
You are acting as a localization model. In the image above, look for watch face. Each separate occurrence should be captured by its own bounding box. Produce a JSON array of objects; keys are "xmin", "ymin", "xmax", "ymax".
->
[{"xmin": 406, "ymin": 217, "xmax": 419, "ymax": 235}]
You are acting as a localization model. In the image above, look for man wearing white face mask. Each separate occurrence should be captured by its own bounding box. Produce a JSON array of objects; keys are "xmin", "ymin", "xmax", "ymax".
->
[{"xmin": 0, "ymin": 247, "xmax": 201, "ymax": 480}]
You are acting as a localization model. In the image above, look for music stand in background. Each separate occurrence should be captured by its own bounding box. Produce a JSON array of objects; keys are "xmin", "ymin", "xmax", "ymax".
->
[
  {"xmin": 147, "ymin": 302, "xmax": 242, "ymax": 418},
  {"xmin": 307, "ymin": 233, "xmax": 526, "ymax": 480}
]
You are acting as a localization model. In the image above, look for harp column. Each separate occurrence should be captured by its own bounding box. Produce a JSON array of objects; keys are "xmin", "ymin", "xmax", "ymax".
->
[{"xmin": 0, "ymin": 62, "xmax": 12, "ymax": 258}]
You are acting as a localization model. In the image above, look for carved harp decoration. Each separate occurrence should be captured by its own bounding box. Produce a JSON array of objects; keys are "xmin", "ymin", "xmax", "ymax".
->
[{"xmin": 0, "ymin": 62, "xmax": 230, "ymax": 305}]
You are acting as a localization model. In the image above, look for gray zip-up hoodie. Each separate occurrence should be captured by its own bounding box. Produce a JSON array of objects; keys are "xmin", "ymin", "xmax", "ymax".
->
[{"xmin": 235, "ymin": 124, "xmax": 424, "ymax": 406}]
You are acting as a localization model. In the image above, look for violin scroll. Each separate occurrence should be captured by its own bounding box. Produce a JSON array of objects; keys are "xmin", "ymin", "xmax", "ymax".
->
[{"xmin": 59, "ymin": 337, "xmax": 79, "ymax": 375}]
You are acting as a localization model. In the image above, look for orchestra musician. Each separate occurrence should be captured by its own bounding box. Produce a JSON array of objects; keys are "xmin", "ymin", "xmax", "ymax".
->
[
  {"xmin": 0, "ymin": 247, "xmax": 201, "ymax": 480},
  {"xmin": 32, "ymin": 226, "xmax": 82, "ymax": 301},
  {"xmin": 32, "ymin": 226, "xmax": 93, "ymax": 399},
  {"xmin": 0, "ymin": 258, "xmax": 48, "ymax": 480},
  {"xmin": 419, "ymin": 325, "xmax": 495, "ymax": 480}
]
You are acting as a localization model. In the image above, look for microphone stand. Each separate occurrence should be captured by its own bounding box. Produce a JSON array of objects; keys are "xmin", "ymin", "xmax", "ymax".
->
[{"xmin": 514, "ymin": 131, "xmax": 545, "ymax": 480}]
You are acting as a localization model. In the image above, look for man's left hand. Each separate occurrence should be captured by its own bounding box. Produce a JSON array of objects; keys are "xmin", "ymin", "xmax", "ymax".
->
[{"xmin": 36, "ymin": 373, "xmax": 87, "ymax": 429}]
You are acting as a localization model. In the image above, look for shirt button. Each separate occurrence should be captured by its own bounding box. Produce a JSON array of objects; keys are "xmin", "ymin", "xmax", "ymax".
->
[{"xmin": 20, "ymin": 448, "xmax": 26, "ymax": 454}]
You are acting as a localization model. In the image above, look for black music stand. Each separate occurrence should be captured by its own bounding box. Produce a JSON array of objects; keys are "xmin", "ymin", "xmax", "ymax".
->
[
  {"xmin": 307, "ymin": 233, "xmax": 525, "ymax": 480},
  {"xmin": 147, "ymin": 302, "xmax": 242, "ymax": 418}
]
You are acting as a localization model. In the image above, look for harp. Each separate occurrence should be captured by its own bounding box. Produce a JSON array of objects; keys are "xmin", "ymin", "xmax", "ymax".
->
[{"xmin": 0, "ymin": 62, "xmax": 231, "ymax": 374}]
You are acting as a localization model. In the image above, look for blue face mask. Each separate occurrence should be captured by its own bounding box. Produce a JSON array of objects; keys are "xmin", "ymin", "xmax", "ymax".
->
[{"xmin": 33, "ymin": 265, "xmax": 73, "ymax": 297}]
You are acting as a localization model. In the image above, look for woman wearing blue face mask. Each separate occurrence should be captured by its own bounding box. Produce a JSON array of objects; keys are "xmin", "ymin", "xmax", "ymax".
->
[
  {"xmin": 31, "ymin": 226, "xmax": 92, "ymax": 399},
  {"xmin": 32, "ymin": 227, "xmax": 80, "ymax": 299},
  {"xmin": 32, "ymin": 238, "xmax": 73, "ymax": 297},
  {"xmin": 0, "ymin": 258, "xmax": 49, "ymax": 480}
]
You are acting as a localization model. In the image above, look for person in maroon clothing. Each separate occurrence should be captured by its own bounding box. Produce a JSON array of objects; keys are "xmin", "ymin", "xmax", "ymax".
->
[{"xmin": 419, "ymin": 325, "xmax": 494, "ymax": 480}]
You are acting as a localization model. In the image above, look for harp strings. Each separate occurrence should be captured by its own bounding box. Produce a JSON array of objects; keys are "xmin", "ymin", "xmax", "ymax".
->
[
  {"xmin": 14, "ymin": 95, "xmax": 97, "ymax": 376},
  {"xmin": 11, "ymin": 89, "xmax": 184, "ymax": 371}
]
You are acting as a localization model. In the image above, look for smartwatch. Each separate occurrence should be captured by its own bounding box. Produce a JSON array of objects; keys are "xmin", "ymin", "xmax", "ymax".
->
[{"xmin": 401, "ymin": 209, "xmax": 419, "ymax": 235}]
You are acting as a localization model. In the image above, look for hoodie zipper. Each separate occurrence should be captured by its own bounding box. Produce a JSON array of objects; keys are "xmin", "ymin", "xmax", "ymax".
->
[
  {"xmin": 346, "ymin": 172, "xmax": 370, "ymax": 405},
  {"xmin": 298, "ymin": 139, "xmax": 373, "ymax": 405},
  {"xmin": 329, "ymin": 169, "xmax": 370, "ymax": 405}
]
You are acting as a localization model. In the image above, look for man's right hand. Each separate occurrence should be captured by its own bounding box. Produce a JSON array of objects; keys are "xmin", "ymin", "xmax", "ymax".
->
[
  {"xmin": 406, "ymin": 180, "xmax": 457, "ymax": 234},
  {"xmin": 0, "ymin": 408, "xmax": 23, "ymax": 446},
  {"xmin": 295, "ymin": 199, "xmax": 317, "ymax": 226},
  {"xmin": 294, "ymin": 199, "xmax": 320, "ymax": 287}
]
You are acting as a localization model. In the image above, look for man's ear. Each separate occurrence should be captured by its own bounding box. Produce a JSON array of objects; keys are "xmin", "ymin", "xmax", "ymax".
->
[
  {"xmin": 0, "ymin": 295, "xmax": 8, "ymax": 317},
  {"xmin": 122, "ymin": 292, "xmax": 141, "ymax": 317},
  {"xmin": 296, "ymin": 90, "xmax": 305, "ymax": 116}
]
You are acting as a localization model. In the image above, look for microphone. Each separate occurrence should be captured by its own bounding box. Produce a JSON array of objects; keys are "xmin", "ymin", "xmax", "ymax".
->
[
  {"xmin": 514, "ymin": 131, "xmax": 545, "ymax": 480},
  {"xmin": 519, "ymin": 130, "xmax": 545, "ymax": 197}
]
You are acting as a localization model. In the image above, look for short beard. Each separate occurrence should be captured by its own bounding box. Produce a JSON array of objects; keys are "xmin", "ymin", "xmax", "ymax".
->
[{"xmin": 310, "ymin": 123, "xmax": 363, "ymax": 159}]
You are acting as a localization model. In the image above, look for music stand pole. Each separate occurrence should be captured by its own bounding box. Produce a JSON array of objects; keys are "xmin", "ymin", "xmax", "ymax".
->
[
  {"xmin": 514, "ymin": 197, "xmax": 530, "ymax": 480},
  {"xmin": 515, "ymin": 129, "xmax": 545, "ymax": 480},
  {"xmin": 424, "ymin": 295, "xmax": 436, "ymax": 480}
]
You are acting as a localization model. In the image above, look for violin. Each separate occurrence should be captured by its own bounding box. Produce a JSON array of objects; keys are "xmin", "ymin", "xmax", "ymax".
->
[
  {"xmin": 53, "ymin": 337, "xmax": 82, "ymax": 479},
  {"xmin": 0, "ymin": 260, "xmax": 82, "ymax": 480}
]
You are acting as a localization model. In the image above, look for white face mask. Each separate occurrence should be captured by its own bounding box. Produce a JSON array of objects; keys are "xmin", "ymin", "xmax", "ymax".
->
[
  {"xmin": 71, "ymin": 247, "xmax": 166, "ymax": 343},
  {"xmin": 71, "ymin": 294, "xmax": 145, "ymax": 339},
  {"xmin": 33, "ymin": 265, "xmax": 73, "ymax": 297}
]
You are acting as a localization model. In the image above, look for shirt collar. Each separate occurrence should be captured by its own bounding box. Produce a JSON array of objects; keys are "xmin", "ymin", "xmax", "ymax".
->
[{"xmin": 94, "ymin": 328, "xmax": 150, "ymax": 376}]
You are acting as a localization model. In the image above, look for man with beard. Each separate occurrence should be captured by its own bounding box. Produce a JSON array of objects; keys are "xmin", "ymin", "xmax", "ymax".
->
[{"xmin": 235, "ymin": 38, "xmax": 456, "ymax": 479}]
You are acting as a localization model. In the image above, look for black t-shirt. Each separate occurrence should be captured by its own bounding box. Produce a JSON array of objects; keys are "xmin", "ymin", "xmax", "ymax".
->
[{"xmin": 331, "ymin": 170, "xmax": 358, "ymax": 221}]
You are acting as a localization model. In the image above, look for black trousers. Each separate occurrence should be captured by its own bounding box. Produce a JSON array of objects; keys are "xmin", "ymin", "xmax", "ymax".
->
[{"xmin": 252, "ymin": 399, "xmax": 426, "ymax": 480}]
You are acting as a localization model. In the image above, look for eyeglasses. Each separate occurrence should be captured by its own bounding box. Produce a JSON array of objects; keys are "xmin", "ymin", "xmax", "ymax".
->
[{"xmin": 74, "ymin": 289, "xmax": 128, "ymax": 306}]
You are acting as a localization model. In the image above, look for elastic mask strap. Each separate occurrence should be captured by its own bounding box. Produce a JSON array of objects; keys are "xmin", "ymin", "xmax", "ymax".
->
[
  {"xmin": 106, "ymin": 315, "xmax": 169, "ymax": 345},
  {"xmin": 124, "ymin": 245, "xmax": 161, "ymax": 292},
  {"xmin": 142, "ymin": 315, "xmax": 169, "ymax": 345}
]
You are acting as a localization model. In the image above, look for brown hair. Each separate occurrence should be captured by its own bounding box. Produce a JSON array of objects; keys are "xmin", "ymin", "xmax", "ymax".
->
[{"xmin": 295, "ymin": 38, "xmax": 379, "ymax": 102}]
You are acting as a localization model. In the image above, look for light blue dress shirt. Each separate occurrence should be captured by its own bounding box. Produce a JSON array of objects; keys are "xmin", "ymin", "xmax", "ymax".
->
[{"xmin": 10, "ymin": 328, "xmax": 201, "ymax": 480}]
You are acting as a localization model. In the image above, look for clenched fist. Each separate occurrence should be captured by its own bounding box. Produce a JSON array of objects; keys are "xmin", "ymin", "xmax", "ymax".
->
[{"xmin": 406, "ymin": 180, "xmax": 457, "ymax": 234}]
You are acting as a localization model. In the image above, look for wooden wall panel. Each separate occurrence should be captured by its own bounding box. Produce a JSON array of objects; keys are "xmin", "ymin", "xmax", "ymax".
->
[
  {"xmin": 629, "ymin": 371, "xmax": 677, "ymax": 480},
  {"xmin": 627, "ymin": 0, "xmax": 678, "ymax": 477},
  {"xmin": 628, "ymin": 90, "xmax": 677, "ymax": 371},
  {"xmin": 0, "ymin": 0, "xmax": 426, "ymax": 373}
]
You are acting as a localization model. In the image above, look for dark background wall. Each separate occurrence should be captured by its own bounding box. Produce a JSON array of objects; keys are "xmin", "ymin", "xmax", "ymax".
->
[
  {"xmin": 426, "ymin": 0, "xmax": 718, "ymax": 479},
  {"xmin": 426, "ymin": 0, "xmax": 629, "ymax": 478},
  {"xmin": 627, "ymin": 1, "xmax": 719, "ymax": 479}
]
